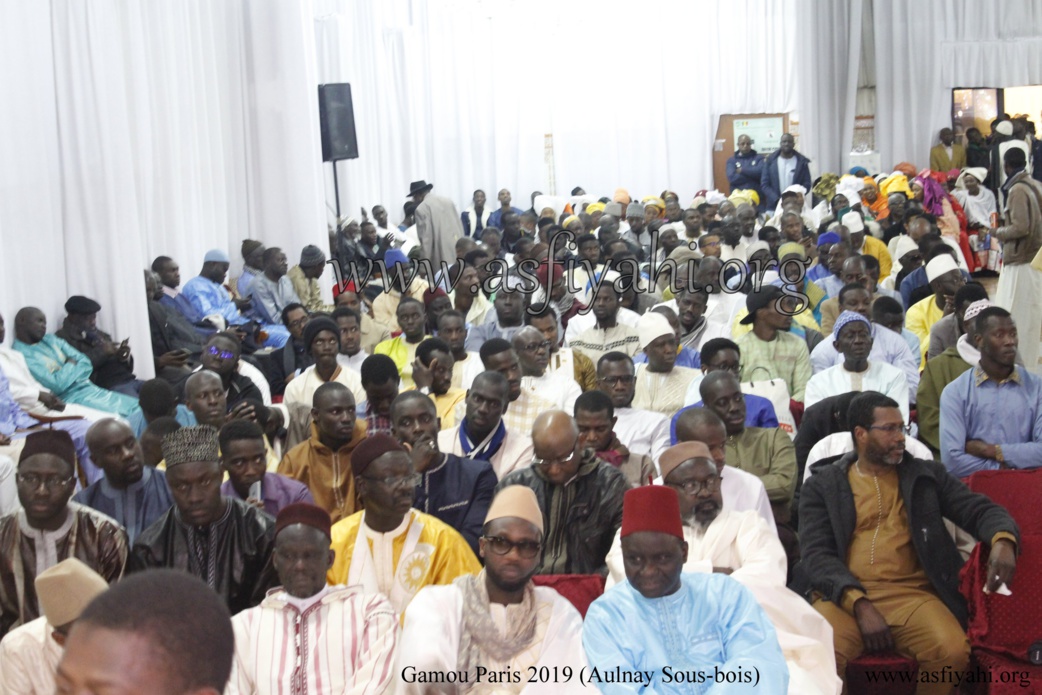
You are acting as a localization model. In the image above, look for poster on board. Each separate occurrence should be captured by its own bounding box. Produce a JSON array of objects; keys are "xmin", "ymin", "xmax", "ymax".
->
[{"xmin": 733, "ymin": 117, "xmax": 785, "ymax": 154}]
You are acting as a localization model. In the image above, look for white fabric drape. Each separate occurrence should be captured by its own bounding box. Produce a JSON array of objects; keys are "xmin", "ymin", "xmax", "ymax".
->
[
  {"xmin": 873, "ymin": 0, "xmax": 1042, "ymax": 171},
  {"xmin": 796, "ymin": 0, "xmax": 864, "ymax": 176},
  {"xmin": 0, "ymin": 0, "xmax": 327, "ymax": 379},
  {"xmin": 313, "ymin": 0, "xmax": 801, "ymax": 217}
]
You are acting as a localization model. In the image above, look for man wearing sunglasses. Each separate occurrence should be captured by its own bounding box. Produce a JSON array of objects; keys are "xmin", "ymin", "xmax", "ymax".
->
[
  {"xmin": 396, "ymin": 485, "xmax": 590, "ymax": 693},
  {"xmin": 497, "ymin": 410, "xmax": 627, "ymax": 576},
  {"xmin": 604, "ymin": 442, "xmax": 841, "ymax": 695},
  {"xmin": 0, "ymin": 430, "xmax": 128, "ymax": 638}
]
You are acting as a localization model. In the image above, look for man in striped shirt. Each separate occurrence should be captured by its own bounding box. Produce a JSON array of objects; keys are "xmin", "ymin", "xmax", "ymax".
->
[{"xmin": 228, "ymin": 503, "xmax": 398, "ymax": 694}]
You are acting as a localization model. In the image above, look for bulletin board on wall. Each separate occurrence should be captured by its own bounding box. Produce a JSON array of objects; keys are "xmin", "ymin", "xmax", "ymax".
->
[{"xmin": 712, "ymin": 113, "xmax": 790, "ymax": 195}]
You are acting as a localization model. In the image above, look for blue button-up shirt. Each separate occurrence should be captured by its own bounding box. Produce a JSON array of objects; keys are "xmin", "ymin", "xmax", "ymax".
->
[{"xmin": 940, "ymin": 365, "xmax": 1042, "ymax": 477}]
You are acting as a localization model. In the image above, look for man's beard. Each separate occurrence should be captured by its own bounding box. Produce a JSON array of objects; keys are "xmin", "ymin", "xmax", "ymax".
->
[{"xmin": 684, "ymin": 503, "xmax": 720, "ymax": 532}]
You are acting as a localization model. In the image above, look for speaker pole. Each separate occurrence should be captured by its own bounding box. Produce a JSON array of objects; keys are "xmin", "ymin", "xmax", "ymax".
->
[{"xmin": 332, "ymin": 161, "xmax": 341, "ymax": 219}]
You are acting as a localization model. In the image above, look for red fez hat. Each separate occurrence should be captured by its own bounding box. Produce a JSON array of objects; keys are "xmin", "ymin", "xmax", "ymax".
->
[
  {"xmin": 620, "ymin": 486, "xmax": 683, "ymax": 540},
  {"xmin": 350, "ymin": 433, "xmax": 406, "ymax": 476},
  {"xmin": 535, "ymin": 261, "xmax": 563, "ymax": 288},
  {"xmin": 332, "ymin": 279, "xmax": 358, "ymax": 299},
  {"xmin": 275, "ymin": 502, "xmax": 332, "ymax": 538},
  {"xmin": 422, "ymin": 287, "xmax": 448, "ymax": 308},
  {"xmin": 18, "ymin": 429, "xmax": 76, "ymax": 467}
]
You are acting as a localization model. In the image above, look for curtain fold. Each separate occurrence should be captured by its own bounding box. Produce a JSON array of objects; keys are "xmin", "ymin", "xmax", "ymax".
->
[{"xmin": 0, "ymin": 0, "xmax": 328, "ymax": 379}]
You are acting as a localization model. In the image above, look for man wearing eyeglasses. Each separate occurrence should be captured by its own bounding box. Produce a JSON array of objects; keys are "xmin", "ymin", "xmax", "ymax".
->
[
  {"xmin": 328, "ymin": 434, "xmax": 480, "ymax": 617},
  {"xmin": 497, "ymin": 411, "xmax": 627, "ymax": 576},
  {"xmin": 129, "ymin": 425, "xmax": 278, "ymax": 614},
  {"xmin": 604, "ymin": 443, "xmax": 841, "ymax": 695},
  {"xmin": 0, "ymin": 430, "xmax": 128, "ymax": 638},
  {"xmin": 513, "ymin": 326, "xmax": 582, "ymax": 413},
  {"xmin": 396, "ymin": 485, "xmax": 591, "ymax": 693},
  {"xmin": 798, "ymin": 391, "xmax": 1019, "ymax": 692},
  {"xmin": 595, "ymin": 352, "xmax": 671, "ymax": 464}
]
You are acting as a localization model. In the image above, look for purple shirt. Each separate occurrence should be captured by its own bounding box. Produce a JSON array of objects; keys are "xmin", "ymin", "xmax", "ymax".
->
[{"xmin": 220, "ymin": 472, "xmax": 314, "ymax": 518}]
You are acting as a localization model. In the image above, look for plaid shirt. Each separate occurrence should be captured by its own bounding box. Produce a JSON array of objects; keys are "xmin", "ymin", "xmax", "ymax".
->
[
  {"xmin": 735, "ymin": 329, "xmax": 812, "ymax": 402},
  {"xmin": 503, "ymin": 389, "xmax": 556, "ymax": 439},
  {"xmin": 365, "ymin": 404, "xmax": 392, "ymax": 436}
]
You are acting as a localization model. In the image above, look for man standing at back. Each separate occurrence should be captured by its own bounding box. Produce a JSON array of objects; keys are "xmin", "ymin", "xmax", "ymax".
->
[
  {"xmin": 761, "ymin": 133, "xmax": 812, "ymax": 212},
  {"xmin": 929, "ymin": 127, "xmax": 966, "ymax": 172},
  {"xmin": 411, "ymin": 179, "xmax": 464, "ymax": 273},
  {"xmin": 994, "ymin": 147, "xmax": 1042, "ymax": 374}
]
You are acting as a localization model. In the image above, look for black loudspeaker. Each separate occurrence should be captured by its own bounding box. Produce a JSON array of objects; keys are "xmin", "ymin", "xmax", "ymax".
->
[{"xmin": 318, "ymin": 83, "xmax": 359, "ymax": 162}]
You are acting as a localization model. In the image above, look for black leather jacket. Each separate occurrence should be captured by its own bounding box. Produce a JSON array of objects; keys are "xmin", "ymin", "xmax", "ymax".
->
[
  {"xmin": 498, "ymin": 449, "xmax": 628, "ymax": 576},
  {"xmin": 130, "ymin": 497, "xmax": 277, "ymax": 615}
]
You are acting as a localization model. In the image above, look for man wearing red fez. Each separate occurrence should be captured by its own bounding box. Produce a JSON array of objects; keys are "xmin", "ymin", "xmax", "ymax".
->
[
  {"xmin": 583, "ymin": 486, "xmax": 788, "ymax": 694},
  {"xmin": 229, "ymin": 503, "xmax": 399, "ymax": 694},
  {"xmin": 604, "ymin": 444, "xmax": 840, "ymax": 694},
  {"xmin": 327, "ymin": 434, "xmax": 480, "ymax": 617},
  {"xmin": 0, "ymin": 429, "xmax": 128, "ymax": 638}
]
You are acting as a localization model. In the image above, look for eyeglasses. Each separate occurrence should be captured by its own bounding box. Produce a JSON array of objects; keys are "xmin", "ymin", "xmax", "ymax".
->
[
  {"xmin": 868, "ymin": 423, "xmax": 907, "ymax": 435},
  {"xmin": 482, "ymin": 535, "xmax": 543, "ymax": 558},
  {"xmin": 363, "ymin": 473, "xmax": 422, "ymax": 489},
  {"xmin": 598, "ymin": 375, "xmax": 635, "ymax": 386},
  {"xmin": 533, "ymin": 444, "xmax": 579, "ymax": 470},
  {"xmin": 286, "ymin": 315, "xmax": 310, "ymax": 330},
  {"xmin": 207, "ymin": 345, "xmax": 235, "ymax": 360},
  {"xmin": 517, "ymin": 340, "xmax": 552, "ymax": 353},
  {"xmin": 667, "ymin": 476, "xmax": 721, "ymax": 495},
  {"xmin": 16, "ymin": 473, "xmax": 75, "ymax": 490}
]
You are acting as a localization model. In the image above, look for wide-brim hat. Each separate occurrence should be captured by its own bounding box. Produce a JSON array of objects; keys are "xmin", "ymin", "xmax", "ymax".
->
[{"xmin": 408, "ymin": 180, "xmax": 434, "ymax": 197}]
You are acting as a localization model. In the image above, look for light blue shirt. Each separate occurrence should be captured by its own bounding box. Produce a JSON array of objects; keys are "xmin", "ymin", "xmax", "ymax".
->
[
  {"xmin": 126, "ymin": 404, "xmax": 197, "ymax": 437},
  {"xmin": 777, "ymin": 155, "xmax": 797, "ymax": 191},
  {"xmin": 940, "ymin": 366, "xmax": 1042, "ymax": 477},
  {"xmin": 181, "ymin": 275, "xmax": 248, "ymax": 326},
  {"xmin": 246, "ymin": 274, "xmax": 301, "ymax": 325},
  {"xmin": 583, "ymin": 573, "xmax": 788, "ymax": 694}
]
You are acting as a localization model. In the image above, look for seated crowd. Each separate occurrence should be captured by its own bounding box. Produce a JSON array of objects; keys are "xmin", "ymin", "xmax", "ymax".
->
[{"xmin": 2, "ymin": 133, "xmax": 1042, "ymax": 694}]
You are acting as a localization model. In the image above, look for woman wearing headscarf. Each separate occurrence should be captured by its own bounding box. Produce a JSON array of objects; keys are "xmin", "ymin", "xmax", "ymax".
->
[
  {"xmin": 911, "ymin": 173, "xmax": 978, "ymax": 271},
  {"xmin": 860, "ymin": 177, "xmax": 890, "ymax": 220},
  {"xmin": 952, "ymin": 168, "xmax": 999, "ymax": 272}
]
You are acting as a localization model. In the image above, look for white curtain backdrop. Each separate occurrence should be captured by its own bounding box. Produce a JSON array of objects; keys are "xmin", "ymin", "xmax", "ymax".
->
[
  {"xmin": 6, "ymin": 0, "xmax": 1041, "ymax": 382},
  {"xmin": 0, "ymin": 0, "xmax": 327, "ymax": 379},
  {"xmin": 873, "ymin": 0, "xmax": 1042, "ymax": 171},
  {"xmin": 314, "ymin": 0, "xmax": 802, "ymax": 219}
]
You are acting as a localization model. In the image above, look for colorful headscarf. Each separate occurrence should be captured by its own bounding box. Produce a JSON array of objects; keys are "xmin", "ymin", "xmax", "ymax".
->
[
  {"xmin": 729, "ymin": 189, "xmax": 760, "ymax": 207},
  {"xmin": 812, "ymin": 173, "xmax": 840, "ymax": 202},
  {"xmin": 894, "ymin": 162, "xmax": 917, "ymax": 179},
  {"xmin": 912, "ymin": 175, "xmax": 947, "ymax": 216},
  {"xmin": 879, "ymin": 173, "xmax": 912, "ymax": 200},
  {"xmin": 861, "ymin": 176, "xmax": 890, "ymax": 220}
]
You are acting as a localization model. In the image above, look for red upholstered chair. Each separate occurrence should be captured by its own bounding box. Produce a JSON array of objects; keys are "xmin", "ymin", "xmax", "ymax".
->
[
  {"xmin": 959, "ymin": 534, "xmax": 1042, "ymax": 694},
  {"xmin": 966, "ymin": 469, "xmax": 1042, "ymax": 534},
  {"xmin": 531, "ymin": 574, "xmax": 605, "ymax": 618},
  {"xmin": 845, "ymin": 652, "xmax": 919, "ymax": 695}
]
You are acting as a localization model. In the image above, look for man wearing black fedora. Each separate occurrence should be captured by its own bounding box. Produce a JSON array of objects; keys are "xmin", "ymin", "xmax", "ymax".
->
[{"xmin": 409, "ymin": 180, "xmax": 464, "ymax": 275}]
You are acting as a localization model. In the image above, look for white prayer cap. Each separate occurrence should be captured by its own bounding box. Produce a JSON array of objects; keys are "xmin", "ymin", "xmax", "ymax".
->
[
  {"xmin": 485, "ymin": 485, "xmax": 544, "ymax": 533},
  {"xmin": 36, "ymin": 558, "xmax": 108, "ymax": 628},
  {"xmin": 995, "ymin": 121, "xmax": 1014, "ymax": 136},
  {"xmin": 782, "ymin": 184, "xmax": 807, "ymax": 196},
  {"xmin": 895, "ymin": 235, "xmax": 919, "ymax": 260},
  {"xmin": 962, "ymin": 299, "xmax": 992, "ymax": 323},
  {"xmin": 746, "ymin": 240, "xmax": 771, "ymax": 257},
  {"xmin": 637, "ymin": 311, "xmax": 675, "ymax": 349},
  {"xmin": 956, "ymin": 168, "xmax": 989, "ymax": 189},
  {"xmin": 840, "ymin": 211, "xmax": 866, "ymax": 233},
  {"xmin": 705, "ymin": 190, "xmax": 728, "ymax": 205},
  {"xmin": 925, "ymin": 254, "xmax": 960, "ymax": 282}
]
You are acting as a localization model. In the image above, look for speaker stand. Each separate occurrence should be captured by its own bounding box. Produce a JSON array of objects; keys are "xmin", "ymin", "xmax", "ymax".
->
[{"xmin": 331, "ymin": 161, "xmax": 342, "ymax": 219}]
